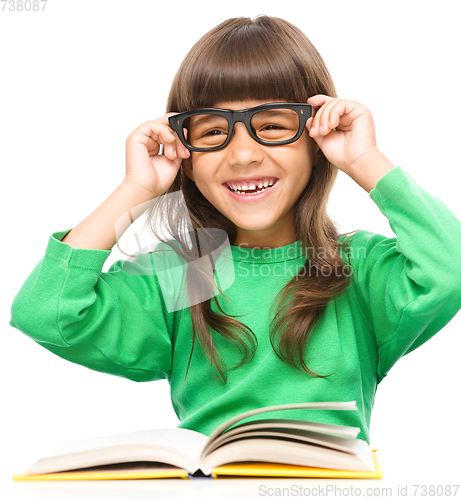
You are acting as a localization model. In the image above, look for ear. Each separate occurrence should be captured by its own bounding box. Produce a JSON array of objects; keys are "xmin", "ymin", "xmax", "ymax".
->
[{"xmin": 182, "ymin": 156, "xmax": 195, "ymax": 182}]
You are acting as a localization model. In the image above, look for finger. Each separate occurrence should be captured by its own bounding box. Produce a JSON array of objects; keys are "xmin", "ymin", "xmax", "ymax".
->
[
  {"xmin": 320, "ymin": 100, "xmax": 346, "ymax": 134},
  {"xmin": 307, "ymin": 98, "xmax": 325, "ymax": 135},
  {"xmin": 147, "ymin": 119, "xmax": 177, "ymax": 145},
  {"xmin": 322, "ymin": 99, "xmax": 360, "ymax": 135},
  {"xmin": 163, "ymin": 112, "xmax": 191, "ymax": 157},
  {"xmin": 147, "ymin": 120, "xmax": 180, "ymax": 160},
  {"xmin": 307, "ymin": 94, "xmax": 334, "ymax": 106},
  {"xmin": 308, "ymin": 103, "xmax": 328, "ymax": 136},
  {"xmin": 131, "ymin": 120, "xmax": 177, "ymax": 159},
  {"xmin": 144, "ymin": 130, "xmax": 172, "ymax": 153},
  {"xmin": 305, "ymin": 116, "xmax": 319, "ymax": 136},
  {"xmin": 159, "ymin": 133, "xmax": 177, "ymax": 161},
  {"xmin": 331, "ymin": 100, "xmax": 358, "ymax": 129},
  {"xmin": 311, "ymin": 98, "xmax": 339, "ymax": 136},
  {"xmin": 305, "ymin": 116, "xmax": 325, "ymax": 149},
  {"xmin": 145, "ymin": 136, "xmax": 161, "ymax": 153},
  {"xmin": 161, "ymin": 114, "xmax": 190, "ymax": 159},
  {"xmin": 317, "ymin": 101, "xmax": 337, "ymax": 135},
  {"xmin": 307, "ymin": 96, "xmax": 338, "ymax": 135},
  {"xmin": 170, "ymin": 128, "xmax": 190, "ymax": 159}
]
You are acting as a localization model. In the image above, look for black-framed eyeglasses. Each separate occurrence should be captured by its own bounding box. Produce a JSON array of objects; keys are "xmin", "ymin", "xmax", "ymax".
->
[{"xmin": 168, "ymin": 102, "xmax": 318, "ymax": 152}]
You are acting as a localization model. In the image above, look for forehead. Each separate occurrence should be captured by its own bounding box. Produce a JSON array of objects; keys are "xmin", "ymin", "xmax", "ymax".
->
[{"xmin": 212, "ymin": 99, "xmax": 288, "ymax": 111}]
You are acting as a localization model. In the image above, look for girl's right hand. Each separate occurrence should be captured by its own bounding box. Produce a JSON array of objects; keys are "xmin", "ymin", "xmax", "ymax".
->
[{"xmin": 125, "ymin": 113, "xmax": 190, "ymax": 200}]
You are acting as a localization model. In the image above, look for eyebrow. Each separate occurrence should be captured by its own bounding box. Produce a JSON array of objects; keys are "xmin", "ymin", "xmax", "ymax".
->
[
  {"xmin": 190, "ymin": 114, "xmax": 225, "ymax": 127},
  {"xmin": 253, "ymin": 109, "xmax": 296, "ymax": 119}
]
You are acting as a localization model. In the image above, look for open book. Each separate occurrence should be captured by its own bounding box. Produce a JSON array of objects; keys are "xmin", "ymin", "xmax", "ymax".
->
[{"xmin": 13, "ymin": 401, "xmax": 383, "ymax": 480}]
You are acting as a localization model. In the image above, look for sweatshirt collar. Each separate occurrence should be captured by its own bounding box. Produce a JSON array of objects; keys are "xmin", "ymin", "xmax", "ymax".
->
[{"xmin": 229, "ymin": 240, "xmax": 305, "ymax": 263}]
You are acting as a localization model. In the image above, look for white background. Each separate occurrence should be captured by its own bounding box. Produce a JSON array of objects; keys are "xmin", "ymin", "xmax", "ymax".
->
[{"xmin": 1, "ymin": 1, "xmax": 460, "ymax": 498}]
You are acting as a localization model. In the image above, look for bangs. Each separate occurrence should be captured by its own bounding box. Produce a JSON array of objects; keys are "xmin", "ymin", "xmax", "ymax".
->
[{"xmin": 169, "ymin": 18, "xmax": 313, "ymax": 112}]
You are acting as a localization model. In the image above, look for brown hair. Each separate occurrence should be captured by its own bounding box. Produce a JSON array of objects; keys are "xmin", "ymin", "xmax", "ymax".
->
[{"xmin": 119, "ymin": 15, "xmax": 358, "ymax": 383}]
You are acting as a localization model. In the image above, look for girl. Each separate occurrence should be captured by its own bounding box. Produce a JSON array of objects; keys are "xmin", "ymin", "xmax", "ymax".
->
[{"xmin": 9, "ymin": 16, "xmax": 461, "ymax": 447}]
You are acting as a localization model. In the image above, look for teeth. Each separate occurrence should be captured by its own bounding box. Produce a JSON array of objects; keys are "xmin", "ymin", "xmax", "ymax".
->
[
  {"xmin": 229, "ymin": 179, "xmax": 275, "ymax": 191},
  {"xmin": 228, "ymin": 180, "xmax": 276, "ymax": 195}
]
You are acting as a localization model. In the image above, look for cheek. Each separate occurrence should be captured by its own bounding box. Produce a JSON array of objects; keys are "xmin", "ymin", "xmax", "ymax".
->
[
  {"xmin": 190, "ymin": 153, "xmax": 224, "ymax": 186},
  {"xmin": 191, "ymin": 170, "xmax": 216, "ymax": 198}
]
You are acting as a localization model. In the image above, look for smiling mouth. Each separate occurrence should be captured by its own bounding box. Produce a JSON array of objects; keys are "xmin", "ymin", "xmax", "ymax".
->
[{"xmin": 225, "ymin": 179, "xmax": 279, "ymax": 195}]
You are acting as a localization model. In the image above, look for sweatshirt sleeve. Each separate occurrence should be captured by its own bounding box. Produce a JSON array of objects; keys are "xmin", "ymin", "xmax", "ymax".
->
[
  {"xmin": 344, "ymin": 166, "xmax": 461, "ymax": 384},
  {"xmin": 9, "ymin": 228, "xmax": 174, "ymax": 383}
]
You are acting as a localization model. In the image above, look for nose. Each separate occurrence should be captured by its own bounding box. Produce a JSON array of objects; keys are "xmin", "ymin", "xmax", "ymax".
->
[{"xmin": 226, "ymin": 122, "xmax": 264, "ymax": 167}]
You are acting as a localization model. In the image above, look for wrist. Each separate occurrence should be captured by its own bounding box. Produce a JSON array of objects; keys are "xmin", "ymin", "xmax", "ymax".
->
[
  {"xmin": 121, "ymin": 179, "xmax": 158, "ymax": 204},
  {"xmin": 348, "ymin": 149, "xmax": 395, "ymax": 193}
]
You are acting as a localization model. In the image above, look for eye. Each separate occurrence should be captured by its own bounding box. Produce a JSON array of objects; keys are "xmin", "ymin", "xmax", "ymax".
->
[
  {"xmin": 203, "ymin": 129, "xmax": 226, "ymax": 137},
  {"xmin": 262, "ymin": 124, "xmax": 285, "ymax": 131}
]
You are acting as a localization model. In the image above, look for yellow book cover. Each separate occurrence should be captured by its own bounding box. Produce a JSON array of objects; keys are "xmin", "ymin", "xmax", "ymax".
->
[
  {"xmin": 211, "ymin": 450, "xmax": 383, "ymax": 479},
  {"xmin": 12, "ymin": 451, "xmax": 382, "ymax": 480}
]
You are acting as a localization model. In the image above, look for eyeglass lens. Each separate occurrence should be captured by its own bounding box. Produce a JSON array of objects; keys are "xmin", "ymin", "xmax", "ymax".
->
[{"xmin": 185, "ymin": 108, "xmax": 300, "ymax": 149}]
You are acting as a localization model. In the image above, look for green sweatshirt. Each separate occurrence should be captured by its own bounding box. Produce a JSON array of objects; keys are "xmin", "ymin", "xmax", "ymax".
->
[{"xmin": 9, "ymin": 166, "xmax": 461, "ymax": 445}]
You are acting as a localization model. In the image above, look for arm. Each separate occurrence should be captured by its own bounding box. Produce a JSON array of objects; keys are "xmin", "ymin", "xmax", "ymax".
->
[
  {"xmin": 9, "ymin": 115, "xmax": 191, "ymax": 379},
  {"xmin": 61, "ymin": 180, "xmax": 154, "ymax": 250},
  {"xmin": 342, "ymin": 164, "xmax": 461, "ymax": 383},
  {"xmin": 9, "ymin": 229, "xmax": 174, "ymax": 382},
  {"xmin": 347, "ymin": 150, "xmax": 395, "ymax": 193},
  {"xmin": 307, "ymin": 94, "xmax": 461, "ymax": 381}
]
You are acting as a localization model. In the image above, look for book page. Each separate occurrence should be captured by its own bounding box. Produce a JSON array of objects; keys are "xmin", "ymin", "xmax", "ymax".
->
[
  {"xmin": 228, "ymin": 418, "xmax": 360, "ymax": 438},
  {"xmin": 205, "ymin": 423, "xmax": 362, "ymax": 455},
  {"xmin": 38, "ymin": 428, "xmax": 207, "ymax": 460},
  {"xmin": 201, "ymin": 437, "xmax": 375, "ymax": 475},
  {"xmin": 26, "ymin": 428, "xmax": 208, "ymax": 475},
  {"xmin": 202, "ymin": 401, "xmax": 358, "ymax": 460}
]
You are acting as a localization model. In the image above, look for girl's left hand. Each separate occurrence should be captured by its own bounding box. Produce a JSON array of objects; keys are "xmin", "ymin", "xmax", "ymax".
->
[{"xmin": 306, "ymin": 95, "xmax": 380, "ymax": 176}]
